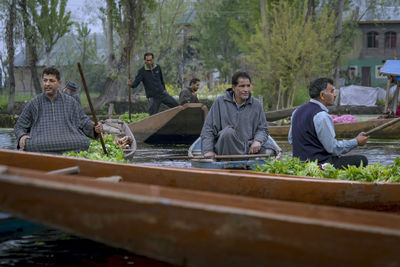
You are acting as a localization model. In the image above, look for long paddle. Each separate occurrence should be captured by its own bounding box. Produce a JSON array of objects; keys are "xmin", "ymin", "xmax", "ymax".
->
[
  {"xmin": 365, "ymin": 117, "xmax": 400, "ymax": 136},
  {"xmin": 160, "ymin": 153, "xmax": 272, "ymax": 160},
  {"xmin": 127, "ymin": 50, "xmax": 131, "ymax": 121},
  {"xmin": 77, "ymin": 62, "xmax": 108, "ymax": 156}
]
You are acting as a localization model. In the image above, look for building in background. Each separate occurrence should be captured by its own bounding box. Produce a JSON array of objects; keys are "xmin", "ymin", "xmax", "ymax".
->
[{"xmin": 343, "ymin": 7, "xmax": 400, "ymax": 88}]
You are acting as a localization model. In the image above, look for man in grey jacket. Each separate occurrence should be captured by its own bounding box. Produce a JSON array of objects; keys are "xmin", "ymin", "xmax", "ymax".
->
[{"xmin": 201, "ymin": 71, "xmax": 269, "ymax": 157}]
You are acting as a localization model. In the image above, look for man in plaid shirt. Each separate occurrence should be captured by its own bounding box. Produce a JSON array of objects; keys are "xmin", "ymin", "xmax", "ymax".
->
[{"xmin": 14, "ymin": 67, "xmax": 103, "ymax": 154}]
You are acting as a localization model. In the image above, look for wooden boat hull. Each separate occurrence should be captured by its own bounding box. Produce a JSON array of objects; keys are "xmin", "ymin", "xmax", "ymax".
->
[
  {"xmin": 2, "ymin": 166, "xmax": 400, "ymax": 266},
  {"xmin": 1, "ymin": 149, "xmax": 400, "ymax": 212},
  {"xmin": 128, "ymin": 103, "xmax": 208, "ymax": 144},
  {"xmin": 269, "ymin": 118, "xmax": 400, "ymax": 139}
]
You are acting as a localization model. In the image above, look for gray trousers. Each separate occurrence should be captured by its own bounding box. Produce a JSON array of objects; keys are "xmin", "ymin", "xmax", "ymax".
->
[
  {"xmin": 148, "ymin": 91, "xmax": 179, "ymax": 115},
  {"xmin": 215, "ymin": 127, "xmax": 267, "ymax": 155}
]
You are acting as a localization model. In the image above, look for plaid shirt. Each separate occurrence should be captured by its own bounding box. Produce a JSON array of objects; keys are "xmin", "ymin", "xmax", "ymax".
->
[{"xmin": 14, "ymin": 92, "xmax": 97, "ymax": 153}]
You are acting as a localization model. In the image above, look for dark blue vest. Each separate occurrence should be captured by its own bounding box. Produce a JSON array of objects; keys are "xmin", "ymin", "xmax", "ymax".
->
[{"xmin": 292, "ymin": 102, "xmax": 331, "ymax": 163}]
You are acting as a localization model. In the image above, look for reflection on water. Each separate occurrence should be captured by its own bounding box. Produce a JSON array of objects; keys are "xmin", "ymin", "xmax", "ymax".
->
[{"xmin": 0, "ymin": 128, "xmax": 399, "ymax": 266}]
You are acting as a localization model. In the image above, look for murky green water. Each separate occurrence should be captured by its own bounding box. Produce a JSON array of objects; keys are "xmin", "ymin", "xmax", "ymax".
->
[{"xmin": 0, "ymin": 128, "xmax": 399, "ymax": 266}]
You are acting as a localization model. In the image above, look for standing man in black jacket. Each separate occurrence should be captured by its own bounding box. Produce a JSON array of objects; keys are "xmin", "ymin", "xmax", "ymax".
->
[{"xmin": 127, "ymin": 52, "xmax": 178, "ymax": 115}]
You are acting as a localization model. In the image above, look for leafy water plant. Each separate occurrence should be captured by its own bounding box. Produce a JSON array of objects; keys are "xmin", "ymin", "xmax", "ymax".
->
[
  {"xmin": 63, "ymin": 135, "xmax": 128, "ymax": 163},
  {"xmin": 119, "ymin": 113, "xmax": 148, "ymax": 124},
  {"xmin": 254, "ymin": 156, "xmax": 400, "ymax": 183}
]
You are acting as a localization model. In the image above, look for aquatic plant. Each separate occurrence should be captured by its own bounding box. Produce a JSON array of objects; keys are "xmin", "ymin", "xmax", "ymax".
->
[
  {"xmin": 254, "ymin": 156, "xmax": 400, "ymax": 183},
  {"xmin": 63, "ymin": 135, "xmax": 128, "ymax": 163}
]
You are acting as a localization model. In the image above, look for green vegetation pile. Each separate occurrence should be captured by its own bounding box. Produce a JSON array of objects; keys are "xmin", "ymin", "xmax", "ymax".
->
[
  {"xmin": 255, "ymin": 156, "xmax": 400, "ymax": 183},
  {"xmin": 63, "ymin": 135, "xmax": 128, "ymax": 163},
  {"xmin": 119, "ymin": 113, "xmax": 149, "ymax": 124}
]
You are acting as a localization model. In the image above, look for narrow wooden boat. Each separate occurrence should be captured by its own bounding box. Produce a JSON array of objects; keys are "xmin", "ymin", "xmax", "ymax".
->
[
  {"xmin": 2, "ymin": 165, "xmax": 400, "ymax": 266},
  {"xmin": 2, "ymin": 149, "xmax": 400, "ymax": 212},
  {"xmin": 269, "ymin": 118, "xmax": 400, "ymax": 139},
  {"xmin": 188, "ymin": 137, "xmax": 282, "ymax": 169},
  {"xmin": 128, "ymin": 103, "xmax": 208, "ymax": 144},
  {"xmin": 101, "ymin": 118, "xmax": 136, "ymax": 159},
  {"xmin": 265, "ymin": 105, "xmax": 382, "ymax": 122}
]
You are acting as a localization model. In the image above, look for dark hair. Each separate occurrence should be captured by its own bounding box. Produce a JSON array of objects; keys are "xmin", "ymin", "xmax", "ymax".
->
[
  {"xmin": 42, "ymin": 66, "xmax": 61, "ymax": 81},
  {"xmin": 189, "ymin": 77, "xmax": 200, "ymax": 86},
  {"xmin": 231, "ymin": 71, "xmax": 252, "ymax": 86},
  {"xmin": 144, "ymin": 52, "xmax": 154, "ymax": 60},
  {"xmin": 309, "ymin": 78, "xmax": 334, "ymax": 99}
]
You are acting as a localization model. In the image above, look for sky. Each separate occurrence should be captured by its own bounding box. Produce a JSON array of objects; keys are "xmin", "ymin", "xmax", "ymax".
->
[{"xmin": 66, "ymin": 0, "xmax": 104, "ymax": 33}]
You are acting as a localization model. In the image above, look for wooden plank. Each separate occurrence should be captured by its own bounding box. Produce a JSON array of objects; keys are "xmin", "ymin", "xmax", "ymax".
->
[
  {"xmin": 1, "ymin": 169, "xmax": 400, "ymax": 266},
  {"xmin": 2, "ymin": 149, "xmax": 400, "ymax": 211}
]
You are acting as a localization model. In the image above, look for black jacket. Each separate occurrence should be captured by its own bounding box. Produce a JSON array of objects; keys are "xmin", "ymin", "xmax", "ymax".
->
[{"xmin": 131, "ymin": 64, "xmax": 166, "ymax": 98}]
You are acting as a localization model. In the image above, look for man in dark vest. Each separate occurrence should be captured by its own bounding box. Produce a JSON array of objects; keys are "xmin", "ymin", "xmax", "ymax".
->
[
  {"xmin": 289, "ymin": 77, "xmax": 369, "ymax": 169},
  {"xmin": 127, "ymin": 52, "xmax": 178, "ymax": 115}
]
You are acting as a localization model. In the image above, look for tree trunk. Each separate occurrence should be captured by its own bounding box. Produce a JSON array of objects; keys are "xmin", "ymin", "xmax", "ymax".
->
[
  {"xmin": 334, "ymin": 0, "xmax": 344, "ymax": 89},
  {"xmin": 19, "ymin": 0, "xmax": 42, "ymax": 95},
  {"xmin": 6, "ymin": 0, "xmax": 17, "ymax": 113},
  {"xmin": 290, "ymin": 83, "xmax": 297, "ymax": 108},
  {"xmin": 92, "ymin": 0, "xmax": 145, "ymax": 110},
  {"xmin": 276, "ymin": 78, "xmax": 282, "ymax": 110},
  {"xmin": 260, "ymin": 0, "xmax": 267, "ymax": 38}
]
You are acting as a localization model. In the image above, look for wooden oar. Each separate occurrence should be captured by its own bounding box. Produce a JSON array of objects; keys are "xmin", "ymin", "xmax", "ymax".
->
[
  {"xmin": 77, "ymin": 62, "xmax": 108, "ymax": 156},
  {"xmin": 127, "ymin": 49, "xmax": 131, "ymax": 121},
  {"xmin": 365, "ymin": 117, "xmax": 400, "ymax": 136},
  {"xmin": 161, "ymin": 154, "xmax": 272, "ymax": 160}
]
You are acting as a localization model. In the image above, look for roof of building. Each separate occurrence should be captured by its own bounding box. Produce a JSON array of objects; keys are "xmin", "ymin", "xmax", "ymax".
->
[{"xmin": 359, "ymin": 6, "xmax": 400, "ymax": 23}]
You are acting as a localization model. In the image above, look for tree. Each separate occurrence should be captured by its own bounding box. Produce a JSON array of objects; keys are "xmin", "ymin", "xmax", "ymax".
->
[
  {"xmin": 32, "ymin": 0, "xmax": 73, "ymax": 65},
  {"xmin": 192, "ymin": 0, "xmax": 242, "ymax": 84},
  {"xmin": 247, "ymin": 0, "xmax": 337, "ymax": 109},
  {"xmin": 18, "ymin": 0, "xmax": 43, "ymax": 94},
  {"xmin": 91, "ymin": 0, "xmax": 153, "ymax": 111},
  {"xmin": 6, "ymin": 0, "xmax": 17, "ymax": 112}
]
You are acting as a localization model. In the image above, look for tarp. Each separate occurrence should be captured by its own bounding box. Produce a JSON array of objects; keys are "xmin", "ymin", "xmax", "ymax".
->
[
  {"xmin": 339, "ymin": 85, "xmax": 384, "ymax": 106},
  {"xmin": 381, "ymin": 60, "xmax": 400, "ymax": 76},
  {"xmin": 339, "ymin": 85, "xmax": 400, "ymax": 106}
]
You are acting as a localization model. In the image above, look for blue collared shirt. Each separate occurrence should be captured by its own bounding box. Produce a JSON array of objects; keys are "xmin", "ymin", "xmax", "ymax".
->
[{"xmin": 289, "ymin": 99, "xmax": 358, "ymax": 156}]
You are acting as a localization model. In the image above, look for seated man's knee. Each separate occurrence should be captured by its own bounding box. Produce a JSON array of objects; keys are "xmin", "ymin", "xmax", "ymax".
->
[{"xmin": 218, "ymin": 127, "xmax": 236, "ymax": 139}]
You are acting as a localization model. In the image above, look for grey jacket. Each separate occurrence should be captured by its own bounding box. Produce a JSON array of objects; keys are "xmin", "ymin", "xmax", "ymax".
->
[
  {"xmin": 200, "ymin": 88, "xmax": 269, "ymax": 153},
  {"xmin": 14, "ymin": 92, "xmax": 97, "ymax": 153}
]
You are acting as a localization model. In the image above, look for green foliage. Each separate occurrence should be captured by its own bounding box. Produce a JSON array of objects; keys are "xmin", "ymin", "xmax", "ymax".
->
[
  {"xmin": 197, "ymin": 84, "xmax": 229, "ymax": 99},
  {"xmin": 63, "ymin": 135, "xmax": 128, "ymax": 163},
  {"xmin": 119, "ymin": 112, "xmax": 148, "ymax": 124},
  {"xmin": 254, "ymin": 156, "xmax": 400, "ymax": 183},
  {"xmin": 192, "ymin": 0, "xmax": 242, "ymax": 83},
  {"xmin": 247, "ymin": 0, "xmax": 338, "ymax": 109},
  {"xmin": 30, "ymin": 0, "xmax": 73, "ymax": 63}
]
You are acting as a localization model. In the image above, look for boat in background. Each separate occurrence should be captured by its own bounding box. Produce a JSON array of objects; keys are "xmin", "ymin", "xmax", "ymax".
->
[
  {"xmin": 101, "ymin": 119, "xmax": 136, "ymax": 159},
  {"xmin": 128, "ymin": 103, "xmax": 208, "ymax": 144},
  {"xmin": 269, "ymin": 117, "xmax": 400, "ymax": 139},
  {"xmin": 1, "ymin": 149, "xmax": 400, "ymax": 212},
  {"xmin": 2, "ymin": 164, "xmax": 400, "ymax": 266},
  {"xmin": 188, "ymin": 137, "xmax": 282, "ymax": 169}
]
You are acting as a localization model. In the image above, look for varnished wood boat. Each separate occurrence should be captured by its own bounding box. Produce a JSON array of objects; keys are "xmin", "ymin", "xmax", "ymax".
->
[
  {"xmin": 1, "ymin": 149, "xmax": 400, "ymax": 212},
  {"xmin": 269, "ymin": 118, "xmax": 400, "ymax": 139},
  {"xmin": 101, "ymin": 118, "xmax": 136, "ymax": 159},
  {"xmin": 2, "ymin": 164, "xmax": 400, "ymax": 265},
  {"xmin": 128, "ymin": 103, "xmax": 208, "ymax": 144},
  {"xmin": 265, "ymin": 105, "xmax": 383, "ymax": 122}
]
